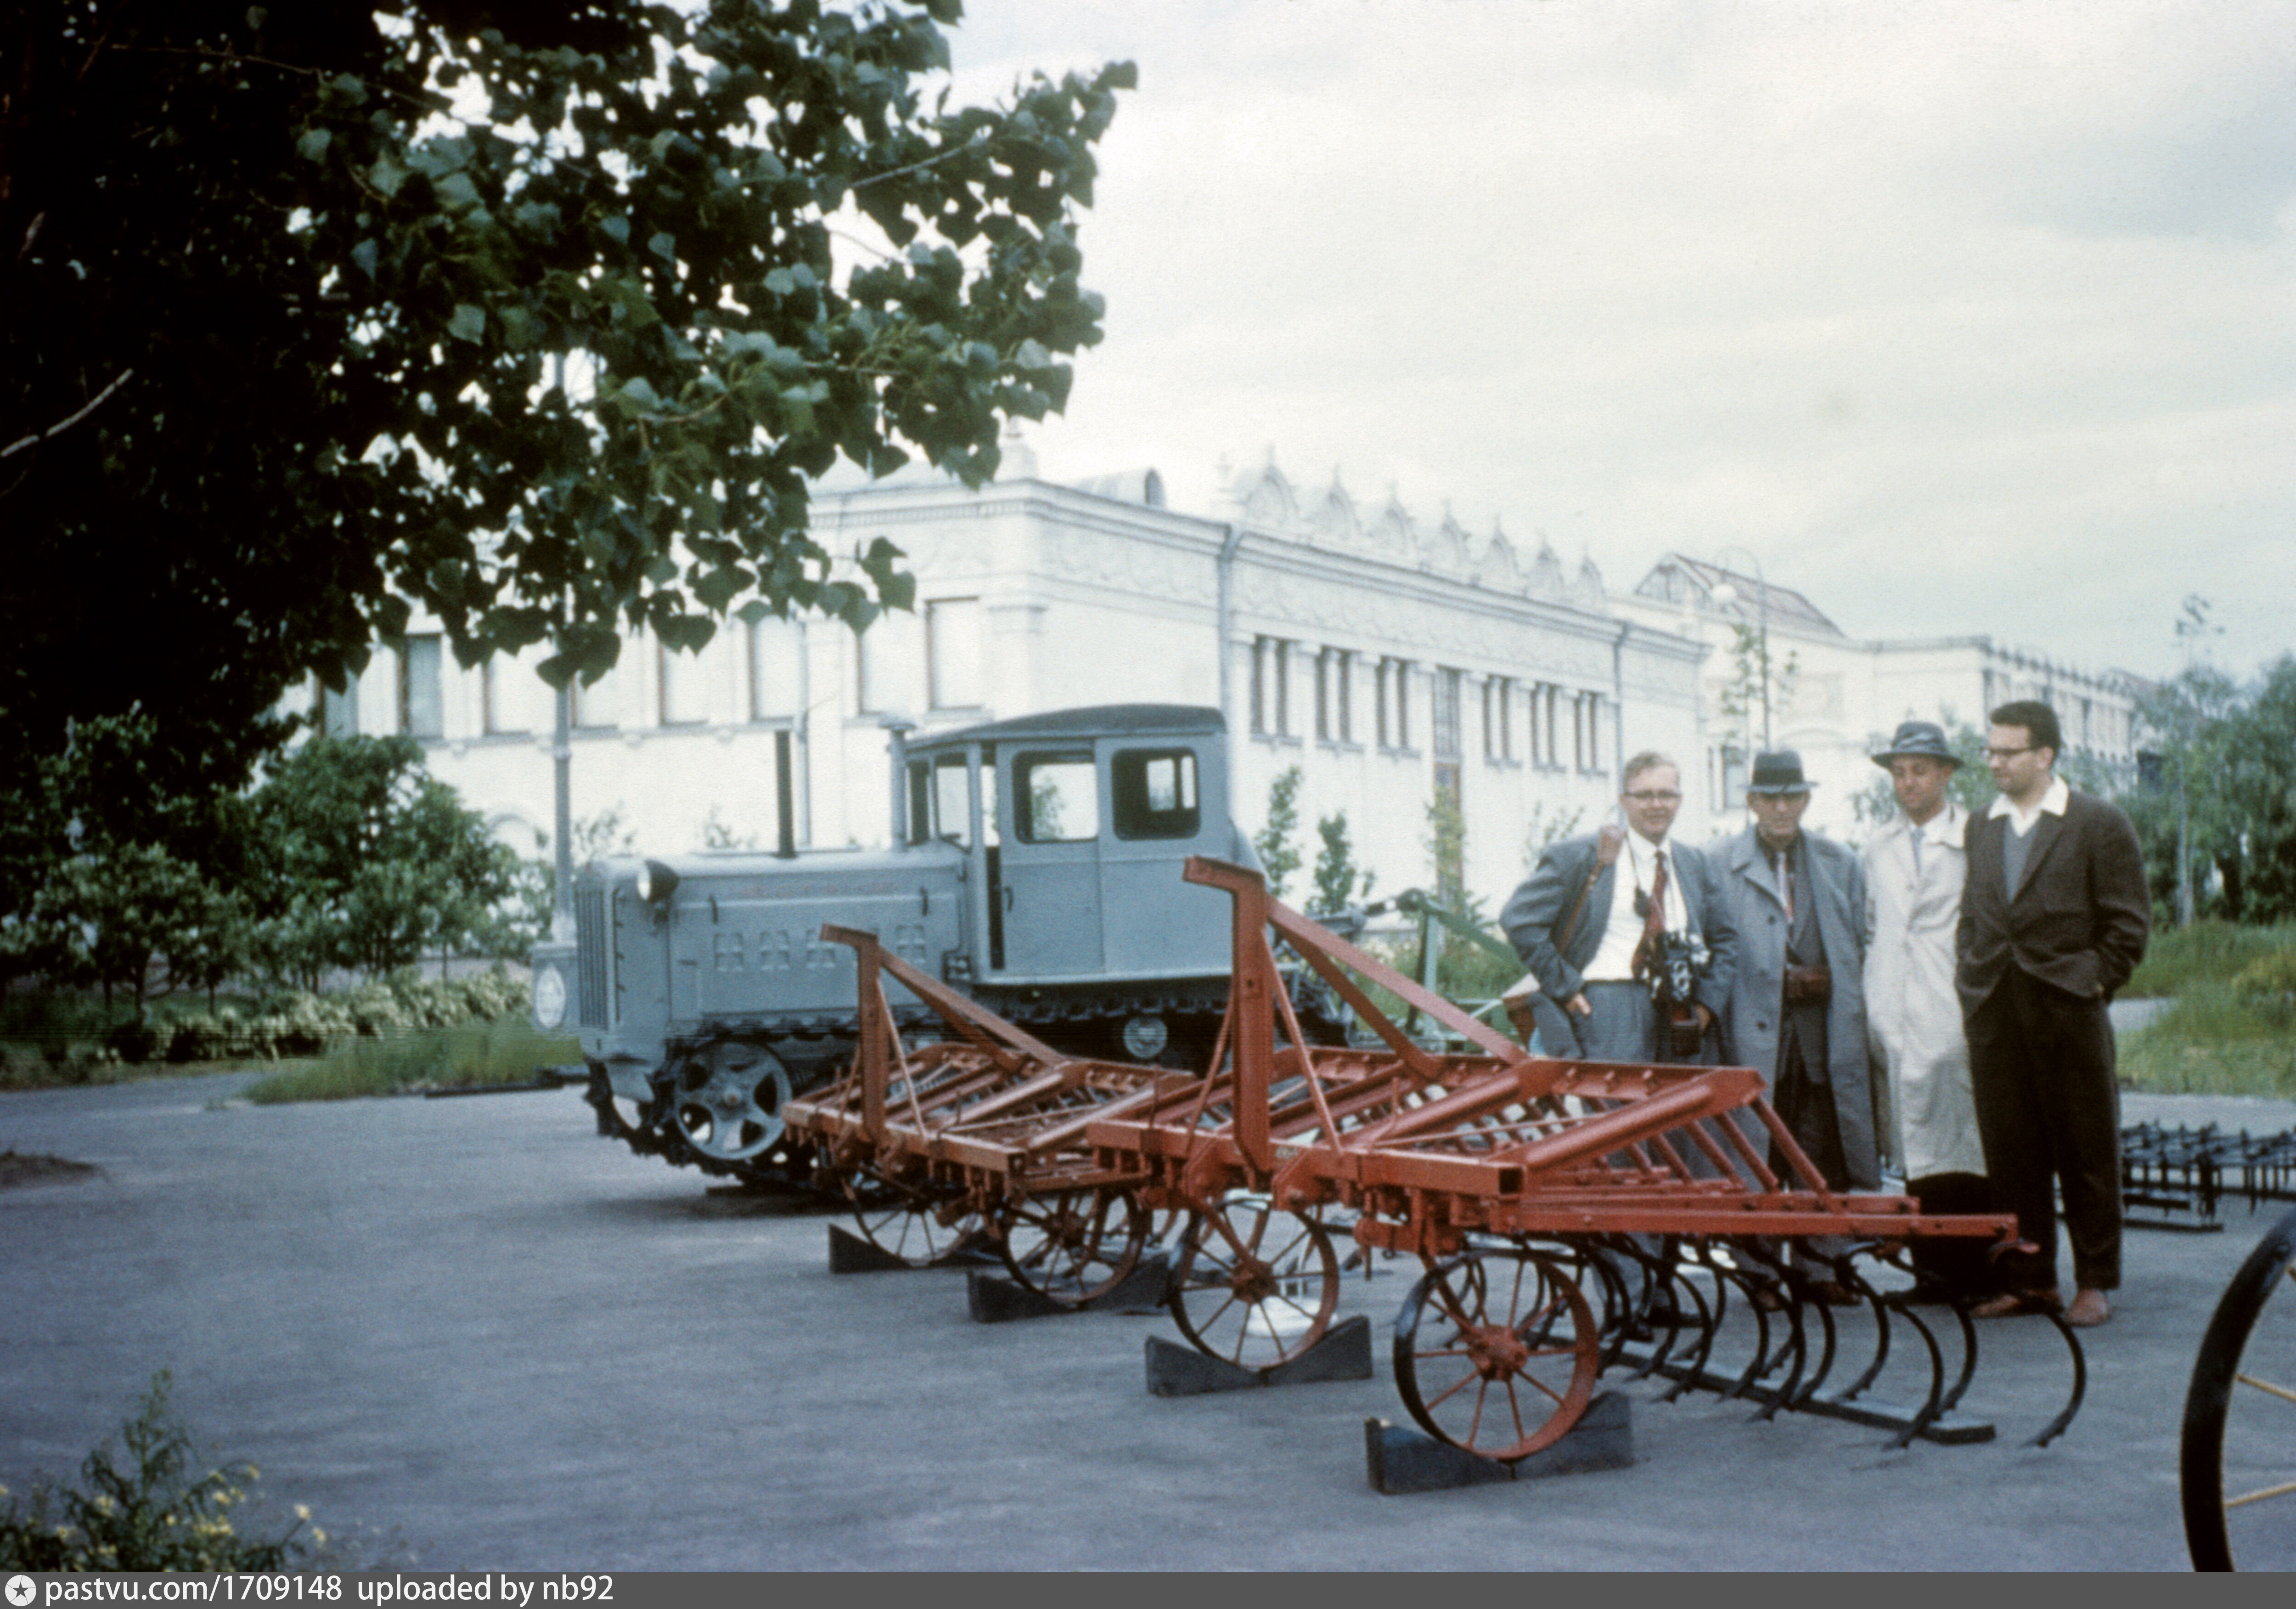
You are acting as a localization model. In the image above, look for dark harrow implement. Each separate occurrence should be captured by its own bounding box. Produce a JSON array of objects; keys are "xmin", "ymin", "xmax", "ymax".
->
[
  {"xmin": 1077, "ymin": 858, "xmax": 2088, "ymax": 1460},
  {"xmin": 2124, "ymin": 1122, "xmax": 2296, "ymax": 1231}
]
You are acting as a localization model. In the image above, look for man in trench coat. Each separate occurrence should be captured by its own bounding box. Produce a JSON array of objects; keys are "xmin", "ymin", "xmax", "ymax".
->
[
  {"xmin": 1715, "ymin": 751, "xmax": 1881, "ymax": 1294},
  {"xmin": 1861, "ymin": 720, "xmax": 1989, "ymax": 1297}
]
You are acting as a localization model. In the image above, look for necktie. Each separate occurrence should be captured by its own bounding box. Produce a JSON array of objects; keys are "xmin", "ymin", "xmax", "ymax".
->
[
  {"xmin": 1772, "ymin": 847, "xmax": 1793, "ymax": 921},
  {"xmin": 1910, "ymin": 825, "xmax": 1925, "ymax": 878},
  {"xmin": 1633, "ymin": 849, "xmax": 1669, "ymax": 977}
]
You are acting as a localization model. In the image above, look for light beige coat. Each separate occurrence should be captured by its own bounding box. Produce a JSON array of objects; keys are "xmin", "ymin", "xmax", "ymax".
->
[{"xmin": 1862, "ymin": 803, "xmax": 1986, "ymax": 1180}]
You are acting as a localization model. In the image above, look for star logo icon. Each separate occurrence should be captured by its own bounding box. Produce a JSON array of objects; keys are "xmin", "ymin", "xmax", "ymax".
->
[{"xmin": 6, "ymin": 1574, "xmax": 38, "ymax": 1607}]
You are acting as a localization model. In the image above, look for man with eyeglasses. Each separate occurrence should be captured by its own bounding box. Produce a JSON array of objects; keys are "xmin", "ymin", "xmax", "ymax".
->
[
  {"xmin": 1713, "ymin": 750, "xmax": 1878, "ymax": 1304},
  {"xmin": 1500, "ymin": 751, "xmax": 1735, "ymax": 1063},
  {"xmin": 1957, "ymin": 700, "xmax": 2149, "ymax": 1328}
]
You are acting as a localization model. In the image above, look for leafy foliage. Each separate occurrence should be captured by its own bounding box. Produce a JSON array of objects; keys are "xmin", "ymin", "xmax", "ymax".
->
[
  {"xmin": 3, "ymin": 0, "xmax": 1131, "ymax": 803},
  {"xmin": 1254, "ymin": 765, "xmax": 1304, "ymax": 900},
  {"xmin": 1424, "ymin": 777, "xmax": 1466, "ymax": 908},
  {"xmin": 2126, "ymin": 653, "xmax": 2296, "ymax": 923},
  {"xmin": 243, "ymin": 736, "xmax": 540, "ymax": 982},
  {"xmin": 1716, "ymin": 621, "xmax": 1799, "ymax": 761},
  {"xmin": 1310, "ymin": 810, "xmax": 1373, "ymax": 914},
  {"xmin": 0, "ymin": 1372, "xmax": 315, "ymax": 1571},
  {"xmin": 1519, "ymin": 802, "xmax": 1585, "ymax": 872}
]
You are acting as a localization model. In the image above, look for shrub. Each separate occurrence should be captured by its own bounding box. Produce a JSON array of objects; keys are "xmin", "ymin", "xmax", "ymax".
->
[
  {"xmin": 0, "ymin": 1372, "xmax": 316, "ymax": 1571},
  {"xmin": 103, "ymin": 1018, "xmax": 166, "ymax": 1065},
  {"xmin": 2232, "ymin": 948, "xmax": 2296, "ymax": 1028}
]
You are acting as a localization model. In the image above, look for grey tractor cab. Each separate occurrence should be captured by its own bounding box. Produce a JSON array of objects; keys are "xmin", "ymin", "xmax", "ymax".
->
[{"xmin": 529, "ymin": 705, "xmax": 1294, "ymax": 1184}]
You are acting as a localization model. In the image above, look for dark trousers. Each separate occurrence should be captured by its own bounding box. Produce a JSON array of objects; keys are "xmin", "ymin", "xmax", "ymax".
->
[
  {"xmin": 1769, "ymin": 1029, "xmax": 1850, "ymax": 1278},
  {"xmin": 1964, "ymin": 967, "xmax": 2122, "ymax": 1292},
  {"xmin": 1908, "ymin": 1171, "xmax": 1995, "ymax": 1297},
  {"xmin": 1769, "ymin": 1028, "xmax": 1848, "ymax": 1188}
]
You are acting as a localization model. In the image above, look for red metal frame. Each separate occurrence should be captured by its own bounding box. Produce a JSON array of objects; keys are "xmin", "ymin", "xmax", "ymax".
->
[
  {"xmin": 782, "ymin": 923, "xmax": 1182, "ymax": 1215},
  {"xmin": 1084, "ymin": 858, "xmax": 2018, "ymax": 1263}
]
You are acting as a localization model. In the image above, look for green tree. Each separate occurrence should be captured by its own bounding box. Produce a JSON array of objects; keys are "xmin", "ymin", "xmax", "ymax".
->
[
  {"xmin": 38, "ymin": 845, "xmax": 228, "ymax": 1019},
  {"xmin": 3, "ymin": 1, "xmax": 1131, "ymax": 808},
  {"xmin": 1311, "ymin": 811, "xmax": 1373, "ymax": 914},
  {"xmin": 1716, "ymin": 622, "xmax": 1799, "ymax": 766},
  {"xmin": 0, "ymin": 712, "xmax": 260, "ymax": 999},
  {"xmin": 1520, "ymin": 802, "xmax": 1585, "ymax": 871},
  {"xmin": 1425, "ymin": 777, "xmax": 1466, "ymax": 909},
  {"xmin": 1254, "ymin": 766, "xmax": 1304, "ymax": 900},
  {"xmin": 246, "ymin": 736, "xmax": 534, "ymax": 981}
]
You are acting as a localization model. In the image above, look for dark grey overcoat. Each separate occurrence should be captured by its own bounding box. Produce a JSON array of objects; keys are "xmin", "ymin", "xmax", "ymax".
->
[{"xmin": 1714, "ymin": 825, "xmax": 1880, "ymax": 1189}]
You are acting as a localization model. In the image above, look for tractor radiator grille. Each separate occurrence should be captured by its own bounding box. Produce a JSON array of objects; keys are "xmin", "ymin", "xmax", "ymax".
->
[{"xmin": 575, "ymin": 888, "xmax": 611, "ymax": 1028}]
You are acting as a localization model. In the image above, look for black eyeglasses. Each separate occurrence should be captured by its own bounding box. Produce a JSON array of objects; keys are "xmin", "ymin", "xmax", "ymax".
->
[{"xmin": 1622, "ymin": 790, "xmax": 1682, "ymax": 803}]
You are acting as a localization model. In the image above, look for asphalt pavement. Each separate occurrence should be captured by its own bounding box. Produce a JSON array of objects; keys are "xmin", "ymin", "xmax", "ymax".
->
[{"xmin": 4, "ymin": 1073, "xmax": 2295, "ymax": 1572}]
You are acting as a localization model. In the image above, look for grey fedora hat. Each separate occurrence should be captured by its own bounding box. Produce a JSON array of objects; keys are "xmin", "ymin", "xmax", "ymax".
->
[
  {"xmin": 1871, "ymin": 720, "xmax": 1960, "ymax": 768},
  {"xmin": 1747, "ymin": 750, "xmax": 1814, "ymax": 794}
]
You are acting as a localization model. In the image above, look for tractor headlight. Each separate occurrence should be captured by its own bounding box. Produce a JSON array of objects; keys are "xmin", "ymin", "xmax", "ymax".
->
[
  {"xmin": 532, "ymin": 962, "xmax": 568, "ymax": 1031},
  {"xmin": 636, "ymin": 859, "xmax": 680, "ymax": 907}
]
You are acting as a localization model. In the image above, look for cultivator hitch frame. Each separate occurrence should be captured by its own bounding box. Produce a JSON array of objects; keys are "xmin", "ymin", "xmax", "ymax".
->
[
  {"xmin": 1081, "ymin": 858, "xmax": 2088, "ymax": 1460},
  {"xmin": 780, "ymin": 924, "xmax": 1185, "ymax": 1302}
]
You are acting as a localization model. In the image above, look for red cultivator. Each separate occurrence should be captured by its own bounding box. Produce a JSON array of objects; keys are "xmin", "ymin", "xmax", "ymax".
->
[
  {"xmin": 799, "ymin": 858, "xmax": 2088, "ymax": 1461},
  {"xmin": 780, "ymin": 924, "xmax": 1180, "ymax": 1301}
]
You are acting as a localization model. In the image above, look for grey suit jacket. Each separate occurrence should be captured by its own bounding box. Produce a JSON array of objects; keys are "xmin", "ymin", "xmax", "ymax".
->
[
  {"xmin": 1500, "ymin": 830, "xmax": 1737, "ymax": 1011},
  {"xmin": 1957, "ymin": 788, "xmax": 2150, "ymax": 1010},
  {"xmin": 1715, "ymin": 826, "xmax": 1880, "ymax": 1188}
]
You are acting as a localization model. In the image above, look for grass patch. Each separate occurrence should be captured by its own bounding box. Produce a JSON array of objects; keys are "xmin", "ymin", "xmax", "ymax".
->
[
  {"xmin": 240, "ymin": 1017, "xmax": 579, "ymax": 1103},
  {"xmin": 0, "ymin": 1047, "xmax": 281, "ymax": 1094},
  {"xmin": 2125, "ymin": 920, "xmax": 2296, "ymax": 998},
  {"xmin": 2119, "ymin": 978, "xmax": 2296, "ymax": 1098}
]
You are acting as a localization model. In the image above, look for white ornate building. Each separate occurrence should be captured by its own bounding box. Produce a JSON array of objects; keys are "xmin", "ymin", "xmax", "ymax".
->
[
  {"xmin": 1618, "ymin": 554, "xmax": 2146, "ymax": 835},
  {"xmin": 305, "ymin": 461, "xmax": 2151, "ymax": 920},
  {"xmin": 309, "ymin": 453, "xmax": 1709, "ymax": 915}
]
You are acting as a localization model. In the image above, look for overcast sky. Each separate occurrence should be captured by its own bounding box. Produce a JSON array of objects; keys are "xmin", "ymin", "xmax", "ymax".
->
[{"xmin": 924, "ymin": 0, "xmax": 2294, "ymax": 683}]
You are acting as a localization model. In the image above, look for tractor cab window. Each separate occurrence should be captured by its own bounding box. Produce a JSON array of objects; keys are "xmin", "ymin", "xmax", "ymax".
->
[
  {"xmin": 908, "ymin": 752, "xmax": 990, "ymax": 847},
  {"xmin": 1013, "ymin": 751, "xmax": 1098, "ymax": 844},
  {"xmin": 1112, "ymin": 748, "xmax": 1201, "ymax": 841}
]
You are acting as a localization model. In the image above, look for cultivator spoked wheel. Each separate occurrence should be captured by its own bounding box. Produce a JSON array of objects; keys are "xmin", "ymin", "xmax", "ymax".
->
[
  {"xmin": 667, "ymin": 1037, "xmax": 795, "ymax": 1170},
  {"xmin": 848, "ymin": 1178, "xmax": 986, "ymax": 1269},
  {"xmin": 1394, "ymin": 1246, "xmax": 1601, "ymax": 1462},
  {"xmin": 996, "ymin": 1187, "xmax": 1149, "ymax": 1306},
  {"xmin": 1168, "ymin": 1195, "xmax": 1340, "ymax": 1369},
  {"xmin": 2183, "ymin": 1202, "xmax": 2296, "ymax": 1570}
]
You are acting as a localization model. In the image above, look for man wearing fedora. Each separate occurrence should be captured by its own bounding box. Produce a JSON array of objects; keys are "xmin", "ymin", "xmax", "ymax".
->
[
  {"xmin": 1958, "ymin": 700, "xmax": 2149, "ymax": 1328},
  {"xmin": 1715, "ymin": 751, "xmax": 1881, "ymax": 1297},
  {"xmin": 1863, "ymin": 720, "xmax": 1990, "ymax": 1299}
]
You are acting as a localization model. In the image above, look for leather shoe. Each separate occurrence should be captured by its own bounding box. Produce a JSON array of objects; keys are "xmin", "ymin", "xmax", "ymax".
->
[
  {"xmin": 1969, "ymin": 1288, "xmax": 2062, "ymax": 1319},
  {"xmin": 1810, "ymin": 1279, "xmax": 1863, "ymax": 1308},
  {"xmin": 2066, "ymin": 1288, "xmax": 2111, "ymax": 1327}
]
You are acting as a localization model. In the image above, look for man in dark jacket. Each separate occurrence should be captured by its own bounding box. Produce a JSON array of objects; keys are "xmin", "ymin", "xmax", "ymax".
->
[
  {"xmin": 1957, "ymin": 700, "xmax": 2150, "ymax": 1327},
  {"xmin": 1501, "ymin": 751, "xmax": 1736, "ymax": 1062}
]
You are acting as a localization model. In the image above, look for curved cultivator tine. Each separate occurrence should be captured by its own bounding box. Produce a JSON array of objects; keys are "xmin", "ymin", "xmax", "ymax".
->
[{"xmin": 2026, "ymin": 1308, "xmax": 2089, "ymax": 1449}]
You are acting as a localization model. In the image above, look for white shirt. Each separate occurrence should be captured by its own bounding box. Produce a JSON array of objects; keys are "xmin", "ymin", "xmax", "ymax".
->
[
  {"xmin": 1584, "ymin": 831, "xmax": 1686, "ymax": 982},
  {"xmin": 1989, "ymin": 773, "xmax": 2070, "ymax": 837}
]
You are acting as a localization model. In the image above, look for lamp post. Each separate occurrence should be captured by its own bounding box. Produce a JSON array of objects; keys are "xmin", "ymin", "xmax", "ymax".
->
[
  {"xmin": 1704, "ymin": 545, "xmax": 1772, "ymax": 754},
  {"xmin": 550, "ymin": 349, "xmax": 577, "ymax": 943}
]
